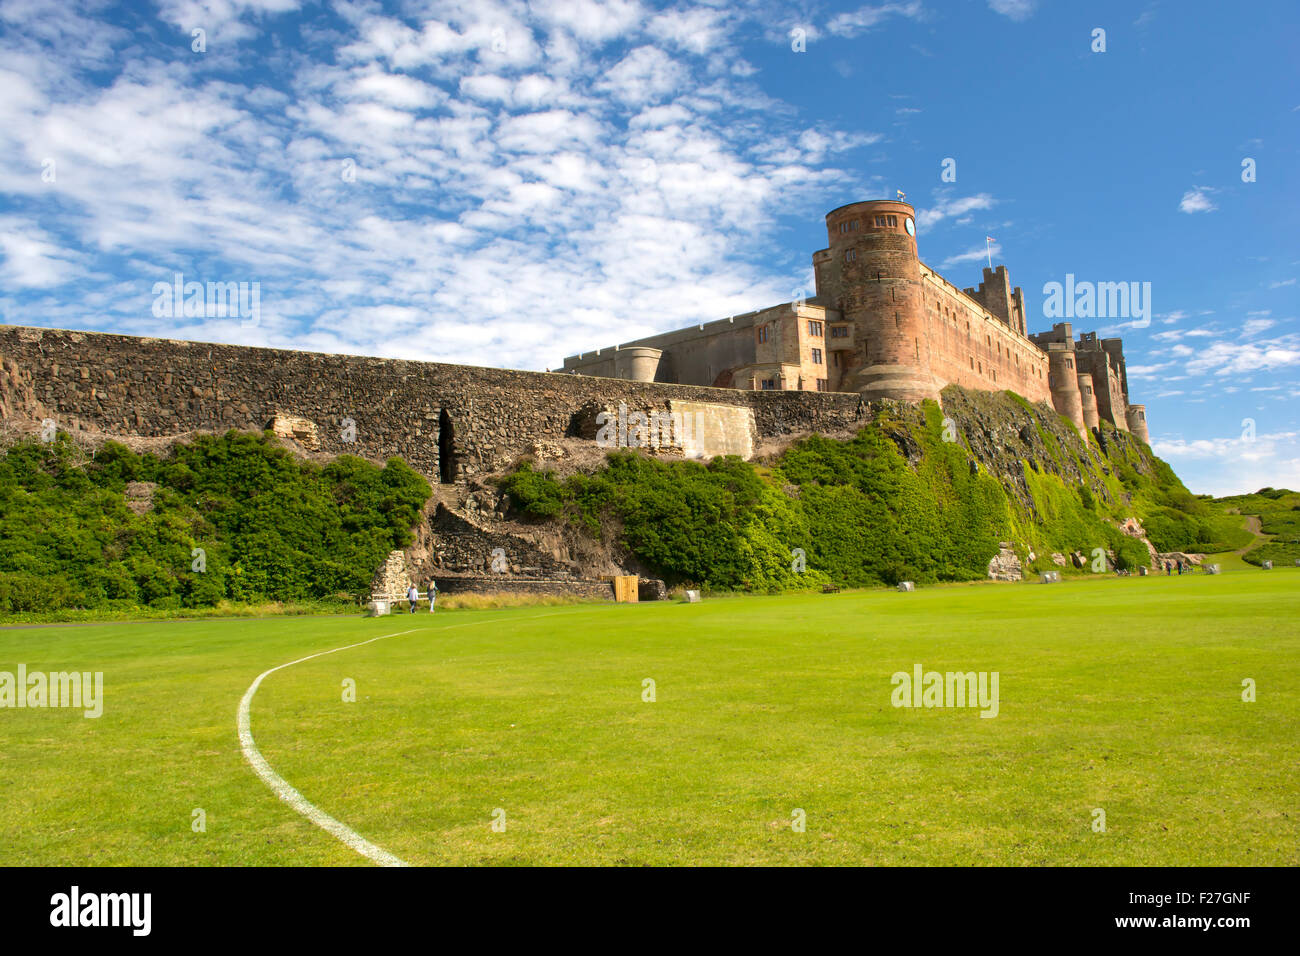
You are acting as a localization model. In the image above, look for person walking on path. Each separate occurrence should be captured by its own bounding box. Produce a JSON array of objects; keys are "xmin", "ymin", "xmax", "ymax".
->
[
  {"xmin": 407, "ymin": 583, "xmax": 419, "ymax": 613},
  {"xmin": 427, "ymin": 579, "xmax": 438, "ymax": 613}
]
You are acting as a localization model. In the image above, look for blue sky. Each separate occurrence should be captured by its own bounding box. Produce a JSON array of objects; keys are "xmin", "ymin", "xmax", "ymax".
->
[{"xmin": 0, "ymin": 0, "xmax": 1296, "ymax": 495}]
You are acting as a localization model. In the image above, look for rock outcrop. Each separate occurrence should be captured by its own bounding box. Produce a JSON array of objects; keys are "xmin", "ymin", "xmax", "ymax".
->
[{"xmin": 987, "ymin": 542, "xmax": 1023, "ymax": 582}]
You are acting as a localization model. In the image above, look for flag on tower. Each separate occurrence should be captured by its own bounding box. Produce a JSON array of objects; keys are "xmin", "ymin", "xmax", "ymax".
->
[
  {"xmin": 897, "ymin": 190, "xmax": 906, "ymax": 201},
  {"xmin": 985, "ymin": 235, "xmax": 996, "ymax": 268}
]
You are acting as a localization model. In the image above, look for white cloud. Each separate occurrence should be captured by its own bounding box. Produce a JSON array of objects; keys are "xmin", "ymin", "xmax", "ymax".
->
[
  {"xmin": 531, "ymin": 0, "xmax": 644, "ymax": 43},
  {"xmin": 1128, "ymin": 361, "xmax": 1175, "ymax": 377},
  {"xmin": 941, "ymin": 244, "xmax": 1000, "ymax": 269},
  {"xmin": 1184, "ymin": 338, "xmax": 1300, "ymax": 376},
  {"xmin": 1154, "ymin": 431, "xmax": 1300, "ymax": 496},
  {"xmin": 648, "ymin": 6, "xmax": 732, "ymax": 55},
  {"xmin": 1179, "ymin": 186, "xmax": 1217, "ymax": 214},
  {"xmin": 0, "ymin": 217, "xmax": 83, "ymax": 288},
  {"xmin": 153, "ymin": 0, "xmax": 302, "ymax": 44},
  {"xmin": 341, "ymin": 70, "xmax": 444, "ymax": 110},
  {"xmin": 459, "ymin": 74, "xmax": 514, "ymax": 104},
  {"xmin": 597, "ymin": 46, "xmax": 687, "ymax": 106},
  {"xmin": 916, "ymin": 192, "xmax": 997, "ymax": 233},
  {"xmin": 988, "ymin": 0, "xmax": 1037, "ymax": 20},
  {"xmin": 827, "ymin": 2, "xmax": 924, "ymax": 38}
]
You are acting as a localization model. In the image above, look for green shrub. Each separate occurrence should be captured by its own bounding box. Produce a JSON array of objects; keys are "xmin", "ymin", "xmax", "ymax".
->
[
  {"xmin": 499, "ymin": 462, "xmax": 566, "ymax": 520},
  {"xmin": 0, "ymin": 431, "xmax": 430, "ymax": 614},
  {"xmin": 1114, "ymin": 537, "xmax": 1151, "ymax": 571}
]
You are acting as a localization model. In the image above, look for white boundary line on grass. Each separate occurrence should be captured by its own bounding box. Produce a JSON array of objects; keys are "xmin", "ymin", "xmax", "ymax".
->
[{"xmin": 237, "ymin": 608, "xmax": 595, "ymax": 867}]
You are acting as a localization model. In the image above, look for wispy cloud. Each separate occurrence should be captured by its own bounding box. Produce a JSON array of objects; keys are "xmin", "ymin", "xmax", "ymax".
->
[
  {"xmin": 916, "ymin": 192, "xmax": 997, "ymax": 233},
  {"xmin": 988, "ymin": 0, "xmax": 1037, "ymax": 21},
  {"xmin": 941, "ymin": 243, "xmax": 1000, "ymax": 269},
  {"xmin": 1179, "ymin": 186, "xmax": 1217, "ymax": 214},
  {"xmin": 1183, "ymin": 337, "xmax": 1300, "ymax": 376},
  {"xmin": 827, "ymin": 1, "xmax": 924, "ymax": 38}
]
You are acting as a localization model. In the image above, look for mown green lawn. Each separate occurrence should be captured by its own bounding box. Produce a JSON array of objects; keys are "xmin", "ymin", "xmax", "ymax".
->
[{"xmin": 1, "ymin": 570, "xmax": 1296, "ymax": 866}]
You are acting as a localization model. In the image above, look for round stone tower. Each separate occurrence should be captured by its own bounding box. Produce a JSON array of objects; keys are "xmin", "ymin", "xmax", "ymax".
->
[
  {"xmin": 1043, "ymin": 343, "xmax": 1085, "ymax": 434},
  {"xmin": 1125, "ymin": 404, "xmax": 1150, "ymax": 445},
  {"xmin": 1076, "ymin": 372, "xmax": 1100, "ymax": 431},
  {"xmin": 826, "ymin": 200, "xmax": 939, "ymax": 403},
  {"xmin": 613, "ymin": 346, "xmax": 662, "ymax": 383}
]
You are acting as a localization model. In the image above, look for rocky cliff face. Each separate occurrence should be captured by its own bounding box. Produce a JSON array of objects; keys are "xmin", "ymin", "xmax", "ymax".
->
[{"xmin": 913, "ymin": 385, "xmax": 1155, "ymax": 514}]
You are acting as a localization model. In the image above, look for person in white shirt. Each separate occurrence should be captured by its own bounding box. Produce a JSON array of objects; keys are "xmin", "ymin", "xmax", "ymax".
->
[{"xmin": 407, "ymin": 583, "xmax": 419, "ymax": 613}]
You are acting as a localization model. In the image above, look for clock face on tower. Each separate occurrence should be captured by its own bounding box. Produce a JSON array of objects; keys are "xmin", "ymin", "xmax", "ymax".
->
[{"xmin": 904, "ymin": 217, "xmax": 915, "ymax": 236}]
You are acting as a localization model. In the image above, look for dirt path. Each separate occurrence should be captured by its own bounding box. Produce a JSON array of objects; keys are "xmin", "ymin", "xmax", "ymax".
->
[{"xmin": 1235, "ymin": 514, "xmax": 1267, "ymax": 557}]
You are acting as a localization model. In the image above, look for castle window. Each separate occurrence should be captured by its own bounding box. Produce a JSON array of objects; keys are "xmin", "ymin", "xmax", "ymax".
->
[
  {"xmin": 1066, "ymin": 358, "xmax": 1074, "ymax": 370},
  {"xmin": 808, "ymin": 320, "xmax": 823, "ymax": 337},
  {"xmin": 831, "ymin": 325, "xmax": 849, "ymax": 338},
  {"xmin": 816, "ymin": 378, "xmax": 829, "ymax": 391},
  {"xmin": 757, "ymin": 325, "xmax": 769, "ymax": 344},
  {"xmin": 761, "ymin": 378, "xmax": 777, "ymax": 390},
  {"xmin": 874, "ymin": 215, "xmax": 898, "ymax": 227},
  {"xmin": 811, "ymin": 348, "xmax": 823, "ymax": 365},
  {"xmin": 1085, "ymin": 386, "xmax": 1093, "ymax": 395},
  {"xmin": 851, "ymin": 219, "xmax": 859, "ymax": 230},
  {"xmin": 845, "ymin": 249, "xmax": 857, "ymax": 262}
]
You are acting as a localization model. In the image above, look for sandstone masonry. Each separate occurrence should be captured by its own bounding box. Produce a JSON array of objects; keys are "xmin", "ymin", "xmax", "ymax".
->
[{"xmin": 562, "ymin": 200, "xmax": 1147, "ymax": 443}]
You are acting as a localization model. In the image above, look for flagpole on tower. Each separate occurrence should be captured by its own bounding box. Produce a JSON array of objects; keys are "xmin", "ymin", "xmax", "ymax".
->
[{"xmin": 985, "ymin": 235, "xmax": 995, "ymax": 269}]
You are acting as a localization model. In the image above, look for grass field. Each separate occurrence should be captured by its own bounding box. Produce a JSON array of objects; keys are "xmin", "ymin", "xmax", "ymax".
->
[{"xmin": 1, "ymin": 570, "xmax": 1296, "ymax": 866}]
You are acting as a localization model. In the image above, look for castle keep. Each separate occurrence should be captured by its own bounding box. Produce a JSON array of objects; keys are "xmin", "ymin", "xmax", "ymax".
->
[{"xmin": 562, "ymin": 200, "xmax": 1149, "ymax": 444}]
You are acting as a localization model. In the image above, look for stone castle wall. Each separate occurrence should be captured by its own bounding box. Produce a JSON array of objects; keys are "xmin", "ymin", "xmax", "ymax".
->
[
  {"xmin": 917, "ymin": 263, "xmax": 1051, "ymax": 405},
  {"xmin": 0, "ymin": 325, "xmax": 865, "ymax": 482}
]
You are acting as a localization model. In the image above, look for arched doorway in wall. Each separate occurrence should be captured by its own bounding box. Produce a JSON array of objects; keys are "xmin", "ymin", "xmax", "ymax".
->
[{"xmin": 438, "ymin": 408, "xmax": 457, "ymax": 484}]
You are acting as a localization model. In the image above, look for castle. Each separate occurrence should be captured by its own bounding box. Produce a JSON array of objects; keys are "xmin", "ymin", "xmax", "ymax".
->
[{"xmin": 562, "ymin": 200, "xmax": 1149, "ymax": 444}]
